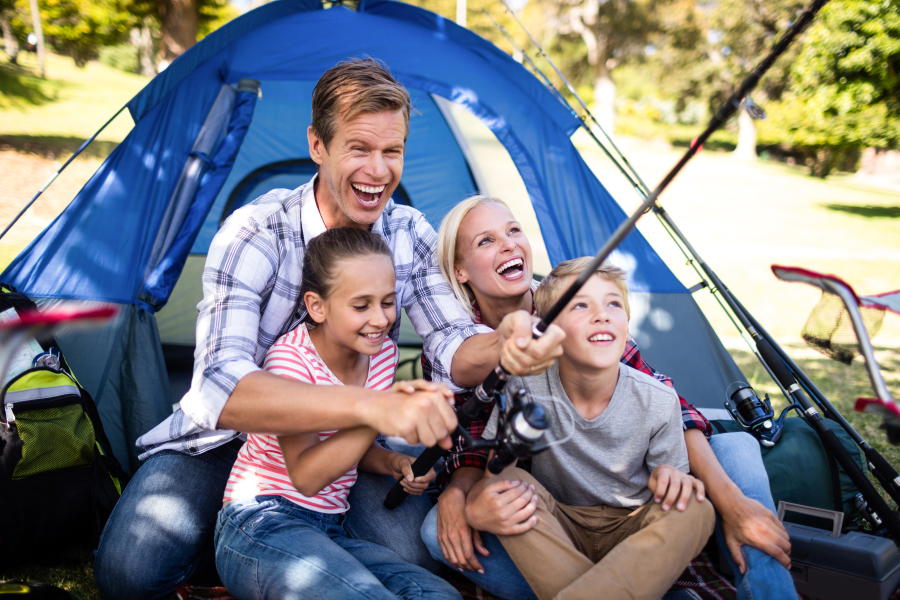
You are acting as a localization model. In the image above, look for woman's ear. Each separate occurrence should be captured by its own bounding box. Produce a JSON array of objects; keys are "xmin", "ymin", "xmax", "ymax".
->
[
  {"xmin": 304, "ymin": 291, "xmax": 327, "ymax": 324},
  {"xmin": 454, "ymin": 265, "xmax": 469, "ymax": 285}
]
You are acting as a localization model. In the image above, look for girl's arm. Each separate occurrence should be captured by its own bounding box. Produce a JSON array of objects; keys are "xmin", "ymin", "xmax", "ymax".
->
[
  {"xmin": 359, "ymin": 443, "xmax": 436, "ymax": 495},
  {"xmin": 278, "ymin": 427, "xmax": 378, "ymax": 497}
]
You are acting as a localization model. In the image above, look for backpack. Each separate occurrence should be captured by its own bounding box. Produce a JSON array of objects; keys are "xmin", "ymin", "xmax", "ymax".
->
[{"xmin": 0, "ymin": 285, "xmax": 127, "ymax": 563}]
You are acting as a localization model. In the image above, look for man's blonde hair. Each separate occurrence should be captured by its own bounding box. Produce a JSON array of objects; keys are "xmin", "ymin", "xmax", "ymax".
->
[
  {"xmin": 311, "ymin": 57, "xmax": 412, "ymax": 149},
  {"xmin": 534, "ymin": 257, "xmax": 630, "ymax": 319},
  {"xmin": 436, "ymin": 195, "xmax": 512, "ymax": 321}
]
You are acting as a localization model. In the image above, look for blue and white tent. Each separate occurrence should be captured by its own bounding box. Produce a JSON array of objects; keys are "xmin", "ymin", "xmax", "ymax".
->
[{"xmin": 1, "ymin": 0, "xmax": 742, "ymax": 471}]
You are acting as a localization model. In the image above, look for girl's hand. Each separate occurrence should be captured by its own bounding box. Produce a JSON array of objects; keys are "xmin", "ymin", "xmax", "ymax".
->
[
  {"xmin": 389, "ymin": 453, "xmax": 436, "ymax": 495},
  {"xmin": 648, "ymin": 464, "xmax": 706, "ymax": 512}
]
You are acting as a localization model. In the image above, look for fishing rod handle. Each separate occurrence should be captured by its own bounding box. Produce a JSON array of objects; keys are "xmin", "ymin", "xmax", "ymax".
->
[
  {"xmin": 865, "ymin": 448, "xmax": 900, "ymax": 505},
  {"xmin": 383, "ymin": 444, "xmax": 448, "ymax": 510}
]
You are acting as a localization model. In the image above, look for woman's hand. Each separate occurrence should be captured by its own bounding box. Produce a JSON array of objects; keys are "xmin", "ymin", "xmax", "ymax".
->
[
  {"xmin": 387, "ymin": 453, "xmax": 436, "ymax": 496},
  {"xmin": 497, "ymin": 311, "xmax": 564, "ymax": 376},
  {"xmin": 648, "ymin": 464, "xmax": 706, "ymax": 511},
  {"xmin": 465, "ymin": 478, "xmax": 539, "ymax": 535}
]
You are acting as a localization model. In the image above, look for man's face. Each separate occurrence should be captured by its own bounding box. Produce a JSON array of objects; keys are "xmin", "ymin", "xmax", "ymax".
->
[{"xmin": 308, "ymin": 110, "xmax": 406, "ymax": 229}]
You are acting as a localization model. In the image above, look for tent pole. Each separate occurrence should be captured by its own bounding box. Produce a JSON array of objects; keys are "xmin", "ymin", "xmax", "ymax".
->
[{"xmin": 0, "ymin": 104, "xmax": 129, "ymax": 243}]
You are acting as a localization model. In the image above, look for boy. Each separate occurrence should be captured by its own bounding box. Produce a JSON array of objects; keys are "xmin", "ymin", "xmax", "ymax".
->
[{"xmin": 470, "ymin": 258, "xmax": 716, "ymax": 600}]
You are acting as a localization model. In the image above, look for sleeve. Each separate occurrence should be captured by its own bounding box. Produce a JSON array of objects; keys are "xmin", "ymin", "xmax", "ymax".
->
[
  {"xmin": 400, "ymin": 213, "xmax": 491, "ymax": 392},
  {"xmin": 645, "ymin": 389, "xmax": 691, "ymax": 475},
  {"xmin": 179, "ymin": 214, "xmax": 280, "ymax": 431},
  {"xmin": 621, "ymin": 338, "xmax": 712, "ymax": 439}
]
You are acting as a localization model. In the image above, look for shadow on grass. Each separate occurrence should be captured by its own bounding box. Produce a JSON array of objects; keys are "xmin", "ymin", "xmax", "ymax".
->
[
  {"xmin": 0, "ymin": 135, "xmax": 118, "ymax": 160},
  {"xmin": 823, "ymin": 203, "xmax": 900, "ymax": 219},
  {"xmin": 0, "ymin": 61, "xmax": 66, "ymax": 108}
]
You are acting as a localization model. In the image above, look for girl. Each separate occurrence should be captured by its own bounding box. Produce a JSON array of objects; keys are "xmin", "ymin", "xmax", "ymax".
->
[{"xmin": 215, "ymin": 227, "xmax": 460, "ymax": 600}]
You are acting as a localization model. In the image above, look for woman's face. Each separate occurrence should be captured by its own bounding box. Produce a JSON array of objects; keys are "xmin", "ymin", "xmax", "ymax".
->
[{"xmin": 454, "ymin": 202, "xmax": 533, "ymax": 303}]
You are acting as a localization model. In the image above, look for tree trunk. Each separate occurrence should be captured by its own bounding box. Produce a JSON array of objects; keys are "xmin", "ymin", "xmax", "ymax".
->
[
  {"xmin": 0, "ymin": 16, "xmax": 18, "ymax": 63},
  {"xmin": 131, "ymin": 25, "xmax": 156, "ymax": 77},
  {"xmin": 158, "ymin": 0, "xmax": 197, "ymax": 67},
  {"xmin": 28, "ymin": 0, "xmax": 45, "ymax": 78},
  {"xmin": 733, "ymin": 107, "xmax": 758, "ymax": 161},
  {"xmin": 593, "ymin": 61, "xmax": 616, "ymax": 135}
]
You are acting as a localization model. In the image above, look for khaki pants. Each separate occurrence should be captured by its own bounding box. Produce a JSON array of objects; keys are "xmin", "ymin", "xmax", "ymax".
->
[{"xmin": 493, "ymin": 467, "xmax": 715, "ymax": 600}]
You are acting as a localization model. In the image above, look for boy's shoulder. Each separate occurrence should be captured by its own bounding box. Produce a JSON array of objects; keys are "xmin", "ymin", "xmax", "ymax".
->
[{"xmin": 617, "ymin": 364, "xmax": 675, "ymax": 395}]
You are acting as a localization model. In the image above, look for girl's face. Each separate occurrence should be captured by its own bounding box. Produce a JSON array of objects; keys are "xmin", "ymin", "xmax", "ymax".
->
[
  {"xmin": 454, "ymin": 202, "xmax": 533, "ymax": 303},
  {"xmin": 308, "ymin": 253, "xmax": 397, "ymax": 355}
]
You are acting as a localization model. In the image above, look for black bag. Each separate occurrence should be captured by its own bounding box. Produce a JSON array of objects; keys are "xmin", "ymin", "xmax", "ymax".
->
[{"xmin": 0, "ymin": 285, "xmax": 127, "ymax": 563}]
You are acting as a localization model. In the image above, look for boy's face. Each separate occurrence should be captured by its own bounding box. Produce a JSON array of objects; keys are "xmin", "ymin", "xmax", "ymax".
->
[{"xmin": 555, "ymin": 274, "xmax": 629, "ymax": 373}]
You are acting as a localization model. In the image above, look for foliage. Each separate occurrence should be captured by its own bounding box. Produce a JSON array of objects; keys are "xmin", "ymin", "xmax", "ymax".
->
[
  {"xmin": 759, "ymin": 0, "xmax": 900, "ymax": 176},
  {"xmin": 98, "ymin": 42, "xmax": 138, "ymax": 72},
  {"xmin": 198, "ymin": 0, "xmax": 239, "ymax": 39}
]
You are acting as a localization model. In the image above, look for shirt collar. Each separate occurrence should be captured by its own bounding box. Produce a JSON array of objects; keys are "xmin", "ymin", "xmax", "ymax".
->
[{"xmin": 300, "ymin": 172, "xmax": 389, "ymax": 241}]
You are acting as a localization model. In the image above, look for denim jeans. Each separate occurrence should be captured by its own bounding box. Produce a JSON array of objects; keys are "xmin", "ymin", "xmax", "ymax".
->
[
  {"xmin": 215, "ymin": 496, "xmax": 461, "ymax": 600},
  {"xmin": 93, "ymin": 440, "xmax": 243, "ymax": 600},
  {"xmin": 421, "ymin": 504, "xmax": 537, "ymax": 600},
  {"xmin": 709, "ymin": 432, "xmax": 797, "ymax": 600}
]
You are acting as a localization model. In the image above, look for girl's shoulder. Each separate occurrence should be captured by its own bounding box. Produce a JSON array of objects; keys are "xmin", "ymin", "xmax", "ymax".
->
[{"xmin": 264, "ymin": 325, "xmax": 323, "ymax": 377}]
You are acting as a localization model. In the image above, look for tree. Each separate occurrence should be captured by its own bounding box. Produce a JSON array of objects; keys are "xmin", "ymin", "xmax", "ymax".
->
[
  {"xmin": 34, "ymin": 0, "xmax": 130, "ymax": 67},
  {"xmin": 1, "ymin": 0, "xmax": 20, "ymax": 63},
  {"xmin": 759, "ymin": 0, "xmax": 900, "ymax": 177}
]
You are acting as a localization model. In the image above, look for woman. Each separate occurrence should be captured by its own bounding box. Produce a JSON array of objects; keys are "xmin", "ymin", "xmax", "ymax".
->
[{"xmin": 421, "ymin": 196, "xmax": 795, "ymax": 600}]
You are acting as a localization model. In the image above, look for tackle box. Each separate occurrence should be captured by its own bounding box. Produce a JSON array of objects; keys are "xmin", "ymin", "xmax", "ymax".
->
[{"xmin": 778, "ymin": 502, "xmax": 900, "ymax": 600}]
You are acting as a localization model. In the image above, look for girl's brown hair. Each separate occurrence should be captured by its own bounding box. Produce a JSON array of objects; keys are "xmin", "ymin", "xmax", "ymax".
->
[{"xmin": 300, "ymin": 227, "xmax": 393, "ymax": 321}]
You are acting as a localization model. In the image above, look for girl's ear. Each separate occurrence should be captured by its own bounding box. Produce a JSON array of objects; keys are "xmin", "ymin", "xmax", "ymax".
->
[{"xmin": 304, "ymin": 291, "xmax": 327, "ymax": 324}]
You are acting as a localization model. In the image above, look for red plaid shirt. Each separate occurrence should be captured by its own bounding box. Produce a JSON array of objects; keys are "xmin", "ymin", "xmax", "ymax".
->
[{"xmin": 436, "ymin": 280, "xmax": 711, "ymax": 488}]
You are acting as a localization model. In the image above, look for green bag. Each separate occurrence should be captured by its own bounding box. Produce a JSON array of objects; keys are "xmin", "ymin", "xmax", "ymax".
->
[
  {"xmin": 0, "ymin": 286, "xmax": 126, "ymax": 563},
  {"xmin": 711, "ymin": 416, "xmax": 866, "ymax": 525}
]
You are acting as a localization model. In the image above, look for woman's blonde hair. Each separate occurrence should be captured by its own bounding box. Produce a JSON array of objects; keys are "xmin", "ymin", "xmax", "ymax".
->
[
  {"xmin": 534, "ymin": 257, "xmax": 630, "ymax": 319},
  {"xmin": 436, "ymin": 195, "xmax": 512, "ymax": 321}
]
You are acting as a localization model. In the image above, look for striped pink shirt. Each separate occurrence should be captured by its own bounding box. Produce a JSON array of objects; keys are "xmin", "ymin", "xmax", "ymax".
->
[{"xmin": 223, "ymin": 323, "xmax": 398, "ymax": 513}]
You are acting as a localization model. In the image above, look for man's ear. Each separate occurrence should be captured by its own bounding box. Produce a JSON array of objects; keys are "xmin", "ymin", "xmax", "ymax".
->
[
  {"xmin": 304, "ymin": 291, "xmax": 327, "ymax": 324},
  {"xmin": 308, "ymin": 125, "xmax": 325, "ymax": 166}
]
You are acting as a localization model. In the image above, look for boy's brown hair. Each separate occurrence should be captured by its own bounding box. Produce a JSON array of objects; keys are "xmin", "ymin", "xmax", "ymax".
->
[
  {"xmin": 311, "ymin": 57, "xmax": 412, "ymax": 149},
  {"xmin": 534, "ymin": 258, "xmax": 630, "ymax": 319}
]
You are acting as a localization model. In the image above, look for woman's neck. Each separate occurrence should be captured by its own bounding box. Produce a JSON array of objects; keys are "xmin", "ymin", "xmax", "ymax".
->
[
  {"xmin": 557, "ymin": 357, "xmax": 620, "ymax": 421},
  {"xmin": 473, "ymin": 288, "xmax": 533, "ymax": 330},
  {"xmin": 307, "ymin": 324, "xmax": 370, "ymax": 387}
]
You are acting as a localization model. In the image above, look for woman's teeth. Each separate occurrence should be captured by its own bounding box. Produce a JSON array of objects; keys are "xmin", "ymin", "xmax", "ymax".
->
[{"xmin": 496, "ymin": 257, "xmax": 524, "ymax": 277}]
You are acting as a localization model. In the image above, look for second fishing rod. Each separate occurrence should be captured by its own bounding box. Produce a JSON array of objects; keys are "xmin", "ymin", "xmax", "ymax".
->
[{"xmin": 384, "ymin": 0, "xmax": 829, "ymax": 510}]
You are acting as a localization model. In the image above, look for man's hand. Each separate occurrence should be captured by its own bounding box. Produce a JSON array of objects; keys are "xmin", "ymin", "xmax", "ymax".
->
[
  {"xmin": 720, "ymin": 494, "xmax": 792, "ymax": 574},
  {"xmin": 437, "ymin": 486, "xmax": 487, "ymax": 573},
  {"xmin": 649, "ymin": 464, "xmax": 706, "ymax": 512},
  {"xmin": 497, "ymin": 311, "xmax": 565, "ymax": 377},
  {"xmin": 465, "ymin": 479, "xmax": 538, "ymax": 536},
  {"xmin": 366, "ymin": 380, "xmax": 457, "ymax": 449},
  {"xmin": 388, "ymin": 454, "xmax": 436, "ymax": 496}
]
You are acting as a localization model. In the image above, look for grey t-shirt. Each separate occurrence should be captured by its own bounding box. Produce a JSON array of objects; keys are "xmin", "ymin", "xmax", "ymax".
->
[{"xmin": 484, "ymin": 362, "xmax": 689, "ymax": 509}]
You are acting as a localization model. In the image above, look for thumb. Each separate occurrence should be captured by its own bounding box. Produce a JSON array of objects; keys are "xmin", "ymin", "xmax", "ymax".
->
[
  {"xmin": 727, "ymin": 537, "xmax": 747, "ymax": 575},
  {"xmin": 401, "ymin": 460, "xmax": 414, "ymax": 482}
]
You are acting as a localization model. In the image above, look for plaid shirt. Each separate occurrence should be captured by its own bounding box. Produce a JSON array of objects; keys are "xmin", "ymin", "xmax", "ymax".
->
[
  {"xmin": 137, "ymin": 176, "xmax": 489, "ymax": 459},
  {"xmin": 438, "ymin": 279, "xmax": 711, "ymax": 487}
]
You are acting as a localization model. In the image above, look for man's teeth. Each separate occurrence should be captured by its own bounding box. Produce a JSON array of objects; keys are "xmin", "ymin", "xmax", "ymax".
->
[
  {"xmin": 589, "ymin": 333, "xmax": 614, "ymax": 342},
  {"xmin": 496, "ymin": 258, "xmax": 524, "ymax": 275},
  {"xmin": 352, "ymin": 184, "xmax": 385, "ymax": 194}
]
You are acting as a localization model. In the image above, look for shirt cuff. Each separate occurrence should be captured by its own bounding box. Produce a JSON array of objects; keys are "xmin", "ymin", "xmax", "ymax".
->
[
  {"xmin": 432, "ymin": 323, "xmax": 493, "ymax": 393},
  {"xmin": 180, "ymin": 359, "xmax": 261, "ymax": 431}
]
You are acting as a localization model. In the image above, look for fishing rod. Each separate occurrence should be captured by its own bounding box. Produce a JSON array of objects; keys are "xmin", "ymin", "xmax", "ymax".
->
[
  {"xmin": 494, "ymin": 0, "xmax": 900, "ymax": 509},
  {"xmin": 385, "ymin": 0, "xmax": 830, "ymax": 509}
]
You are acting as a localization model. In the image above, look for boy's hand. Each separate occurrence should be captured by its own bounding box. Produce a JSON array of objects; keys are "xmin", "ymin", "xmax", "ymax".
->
[
  {"xmin": 649, "ymin": 465, "xmax": 705, "ymax": 511},
  {"xmin": 465, "ymin": 479, "xmax": 538, "ymax": 535},
  {"xmin": 389, "ymin": 453, "xmax": 436, "ymax": 496},
  {"xmin": 497, "ymin": 311, "xmax": 565, "ymax": 376}
]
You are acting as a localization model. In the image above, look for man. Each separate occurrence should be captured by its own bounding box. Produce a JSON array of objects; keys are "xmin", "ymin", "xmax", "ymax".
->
[{"xmin": 93, "ymin": 58, "xmax": 563, "ymax": 600}]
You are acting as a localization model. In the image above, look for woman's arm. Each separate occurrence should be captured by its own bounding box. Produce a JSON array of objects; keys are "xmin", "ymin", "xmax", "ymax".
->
[{"xmin": 278, "ymin": 427, "xmax": 378, "ymax": 497}]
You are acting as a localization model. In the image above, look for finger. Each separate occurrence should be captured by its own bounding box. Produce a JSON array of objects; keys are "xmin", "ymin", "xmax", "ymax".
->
[
  {"xmin": 693, "ymin": 478, "xmax": 706, "ymax": 502},
  {"xmin": 759, "ymin": 542, "xmax": 791, "ymax": 569},
  {"xmin": 415, "ymin": 467, "xmax": 437, "ymax": 483},
  {"xmin": 726, "ymin": 537, "xmax": 747, "ymax": 575},
  {"xmin": 507, "ymin": 490, "xmax": 538, "ymax": 525},
  {"xmin": 661, "ymin": 475, "xmax": 682, "ymax": 511},
  {"xmin": 676, "ymin": 477, "xmax": 693, "ymax": 511},
  {"xmin": 506, "ymin": 515, "xmax": 538, "ymax": 535},
  {"xmin": 401, "ymin": 461, "xmax": 414, "ymax": 482},
  {"xmin": 399, "ymin": 480, "xmax": 425, "ymax": 495},
  {"xmin": 654, "ymin": 470, "xmax": 671, "ymax": 505},
  {"xmin": 485, "ymin": 479, "xmax": 526, "ymax": 494},
  {"xmin": 473, "ymin": 530, "xmax": 490, "ymax": 558}
]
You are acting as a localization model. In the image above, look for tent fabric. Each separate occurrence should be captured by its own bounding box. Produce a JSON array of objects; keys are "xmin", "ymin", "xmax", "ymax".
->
[{"xmin": 2, "ymin": 0, "xmax": 744, "ymax": 471}]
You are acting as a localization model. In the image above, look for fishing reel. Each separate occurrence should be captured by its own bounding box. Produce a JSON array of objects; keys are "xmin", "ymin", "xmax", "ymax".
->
[
  {"xmin": 458, "ymin": 387, "xmax": 553, "ymax": 474},
  {"xmin": 725, "ymin": 382, "xmax": 783, "ymax": 447}
]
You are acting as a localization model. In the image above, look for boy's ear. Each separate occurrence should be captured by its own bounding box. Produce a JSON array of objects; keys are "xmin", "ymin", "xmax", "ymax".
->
[{"xmin": 304, "ymin": 291, "xmax": 327, "ymax": 324}]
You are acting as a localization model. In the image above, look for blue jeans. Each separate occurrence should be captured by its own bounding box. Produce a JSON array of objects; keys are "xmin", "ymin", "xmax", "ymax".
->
[
  {"xmin": 94, "ymin": 440, "xmax": 242, "ymax": 600},
  {"xmin": 421, "ymin": 505, "xmax": 537, "ymax": 600},
  {"xmin": 215, "ymin": 496, "xmax": 460, "ymax": 600},
  {"xmin": 709, "ymin": 432, "xmax": 796, "ymax": 600},
  {"xmin": 94, "ymin": 441, "xmax": 436, "ymax": 599}
]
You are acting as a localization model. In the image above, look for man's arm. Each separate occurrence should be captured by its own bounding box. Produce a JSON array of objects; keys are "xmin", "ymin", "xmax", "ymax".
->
[{"xmin": 685, "ymin": 429, "xmax": 791, "ymax": 573}]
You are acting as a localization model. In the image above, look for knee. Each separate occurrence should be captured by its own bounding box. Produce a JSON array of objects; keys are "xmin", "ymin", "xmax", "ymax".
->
[
  {"xmin": 710, "ymin": 431, "xmax": 759, "ymax": 456},
  {"xmin": 488, "ymin": 466, "xmax": 540, "ymax": 488},
  {"xmin": 684, "ymin": 496, "xmax": 717, "ymax": 540}
]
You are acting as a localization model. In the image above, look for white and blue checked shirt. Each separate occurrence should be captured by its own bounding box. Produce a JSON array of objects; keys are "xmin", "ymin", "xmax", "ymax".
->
[{"xmin": 137, "ymin": 176, "xmax": 489, "ymax": 459}]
